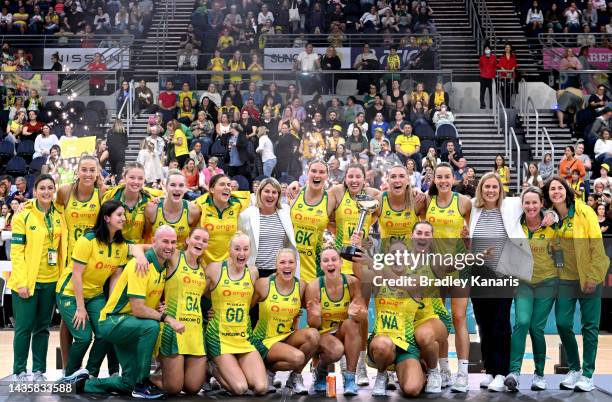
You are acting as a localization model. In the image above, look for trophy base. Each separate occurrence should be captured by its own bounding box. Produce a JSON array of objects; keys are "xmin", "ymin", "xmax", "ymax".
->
[{"xmin": 340, "ymin": 245, "xmax": 363, "ymax": 262}]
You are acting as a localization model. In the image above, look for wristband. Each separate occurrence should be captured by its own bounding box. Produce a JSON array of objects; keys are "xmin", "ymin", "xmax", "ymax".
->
[{"xmin": 160, "ymin": 312, "xmax": 167, "ymax": 322}]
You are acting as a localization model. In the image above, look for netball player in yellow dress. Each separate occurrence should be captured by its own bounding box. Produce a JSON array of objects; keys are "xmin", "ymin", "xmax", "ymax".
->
[
  {"xmin": 305, "ymin": 248, "xmax": 367, "ymax": 395},
  {"xmin": 56, "ymin": 155, "xmax": 107, "ymax": 373},
  {"xmin": 145, "ymin": 170, "xmax": 200, "ymax": 250},
  {"xmin": 157, "ymin": 227, "xmax": 210, "ymax": 395},
  {"xmin": 251, "ymin": 248, "xmax": 320, "ymax": 394},
  {"xmin": 204, "ymin": 232, "xmax": 268, "ymax": 396},
  {"xmin": 424, "ymin": 162, "xmax": 472, "ymax": 392}
]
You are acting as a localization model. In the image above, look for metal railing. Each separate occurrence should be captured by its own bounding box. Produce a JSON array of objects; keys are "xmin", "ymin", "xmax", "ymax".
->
[
  {"xmin": 509, "ymin": 127, "xmax": 521, "ymax": 193},
  {"xmin": 0, "ymin": 70, "xmax": 119, "ymax": 97},
  {"xmin": 155, "ymin": 0, "xmax": 170, "ymax": 68},
  {"xmin": 261, "ymin": 33, "xmax": 442, "ymax": 48},
  {"xmin": 538, "ymin": 32, "xmax": 612, "ymax": 48},
  {"xmin": 476, "ymin": 0, "xmax": 497, "ymax": 52},
  {"xmin": 117, "ymin": 80, "xmax": 134, "ymax": 137},
  {"xmin": 494, "ymin": 94, "xmax": 509, "ymax": 159},
  {"xmin": 0, "ymin": 34, "xmax": 134, "ymax": 48},
  {"xmin": 157, "ymin": 69, "xmax": 454, "ymax": 95},
  {"xmin": 541, "ymin": 126, "xmax": 555, "ymax": 169},
  {"xmin": 465, "ymin": 0, "xmax": 486, "ymax": 53},
  {"xmin": 524, "ymin": 97, "xmax": 539, "ymax": 158}
]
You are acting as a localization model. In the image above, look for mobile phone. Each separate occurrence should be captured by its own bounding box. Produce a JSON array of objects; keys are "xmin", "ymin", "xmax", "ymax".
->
[{"xmin": 552, "ymin": 249, "xmax": 564, "ymax": 268}]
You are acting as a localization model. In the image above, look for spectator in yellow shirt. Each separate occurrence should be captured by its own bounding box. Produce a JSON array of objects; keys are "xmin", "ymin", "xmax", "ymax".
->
[{"xmin": 394, "ymin": 123, "xmax": 422, "ymax": 166}]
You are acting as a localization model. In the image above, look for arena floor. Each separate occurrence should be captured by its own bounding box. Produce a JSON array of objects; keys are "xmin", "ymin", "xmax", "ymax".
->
[{"xmin": 1, "ymin": 331, "xmax": 612, "ymax": 401}]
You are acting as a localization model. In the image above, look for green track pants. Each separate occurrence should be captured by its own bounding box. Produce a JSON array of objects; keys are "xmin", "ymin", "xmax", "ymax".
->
[
  {"xmin": 57, "ymin": 293, "xmax": 109, "ymax": 377},
  {"xmin": 555, "ymin": 280, "xmax": 602, "ymax": 378},
  {"xmin": 509, "ymin": 280, "xmax": 556, "ymax": 376},
  {"xmin": 11, "ymin": 282, "xmax": 56, "ymax": 375},
  {"xmin": 84, "ymin": 315, "xmax": 160, "ymax": 394}
]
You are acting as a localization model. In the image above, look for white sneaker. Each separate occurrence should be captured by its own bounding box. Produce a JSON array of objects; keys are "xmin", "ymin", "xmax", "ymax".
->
[
  {"xmin": 339, "ymin": 355, "xmax": 347, "ymax": 372},
  {"xmin": 488, "ymin": 375, "xmax": 507, "ymax": 392},
  {"xmin": 32, "ymin": 372, "xmax": 47, "ymax": 382},
  {"xmin": 440, "ymin": 368, "xmax": 452, "ymax": 388},
  {"xmin": 386, "ymin": 371, "xmax": 397, "ymax": 390},
  {"xmin": 531, "ymin": 374, "xmax": 547, "ymax": 391},
  {"xmin": 266, "ymin": 370, "xmax": 277, "ymax": 393},
  {"xmin": 503, "ymin": 372, "xmax": 519, "ymax": 392},
  {"xmin": 287, "ymin": 372, "xmax": 308, "ymax": 395},
  {"xmin": 372, "ymin": 372, "xmax": 388, "ymax": 396},
  {"xmin": 356, "ymin": 352, "xmax": 369, "ymax": 386},
  {"xmin": 272, "ymin": 372, "xmax": 282, "ymax": 388},
  {"xmin": 480, "ymin": 374, "xmax": 494, "ymax": 388},
  {"xmin": 451, "ymin": 371, "xmax": 468, "ymax": 393},
  {"xmin": 574, "ymin": 375, "xmax": 594, "ymax": 392},
  {"xmin": 12, "ymin": 372, "xmax": 29, "ymax": 382},
  {"xmin": 424, "ymin": 369, "xmax": 442, "ymax": 393},
  {"xmin": 560, "ymin": 370, "xmax": 582, "ymax": 390}
]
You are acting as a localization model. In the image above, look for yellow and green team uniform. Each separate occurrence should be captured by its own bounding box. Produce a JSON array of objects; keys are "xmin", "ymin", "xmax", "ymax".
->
[
  {"xmin": 290, "ymin": 189, "xmax": 329, "ymax": 283},
  {"xmin": 151, "ymin": 199, "xmax": 191, "ymax": 249},
  {"xmin": 251, "ymin": 275, "xmax": 301, "ymax": 358},
  {"xmin": 426, "ymin": 193, "xmax": 467, "ymax": 277},
  {"xmin": 102, "ymin": 185, "xmax": 162, "ymax": 243},
  {"xmin": 195, "ymin": 191, "xmax": 250, "ymax": 264},
  {"xmin": 509, "ymin": 220, "xmax": 557, "ymax": 376},
  {"xmin": 84, "ymin": 249, "xmax": 166, "ymax": 394},
  {"xmin": 335, "ymin": 190, "xmax": 373, "ymax": 275},
  {"xmin": 318, "ymin": 274, "xmax": 351, "ymax": 334},
  {"xmin": 378, "ymin": 191, "xmax": 418, "ymax": 249},
  {"xmin": 56, "ymin": 231, "xmax": 130, "ymax": 376},
  {"xmin": 159, "ymin": 251, "xmax": 207, "ymax": 357},
  {"xmin": 368, "ymin": 282, "xmax": 421, "ymax": 366},
  {"xmin": 64, "ymin": 187, "xmax": 101, "ymax": 257},
  {"xmin": 411, "ymin": 263, "xmax": 452, "ymax": 333},
  {"xmin": 205, "ymin": 261, "xmax": 256, "ymax": 357},
  {"xmin": 8, "ymin": 200, "xmax": 67, "ymax": 376}
]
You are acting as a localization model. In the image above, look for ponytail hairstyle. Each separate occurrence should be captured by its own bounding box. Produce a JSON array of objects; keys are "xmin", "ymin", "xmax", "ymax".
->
[
  {"xmin": 388, "ymin": 164, "xmax": 414, "ymax": 211},
  {"xmin": 73, "ymin": 154, "xmax": 103, "ymax": 197}
]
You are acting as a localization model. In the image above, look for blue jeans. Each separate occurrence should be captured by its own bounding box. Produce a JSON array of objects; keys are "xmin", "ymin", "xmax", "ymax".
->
[{"xmin": 263, "ymin": 158, "xmax": 277, "ymax": 177}]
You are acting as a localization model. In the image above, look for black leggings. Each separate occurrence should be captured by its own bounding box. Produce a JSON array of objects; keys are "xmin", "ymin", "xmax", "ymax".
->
[{"xmin": 471, "ymin": 296, "xmax": 512, "ymax": 376}]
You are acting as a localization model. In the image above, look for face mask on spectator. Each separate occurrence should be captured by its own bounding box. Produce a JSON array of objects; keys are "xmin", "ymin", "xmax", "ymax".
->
[{"xmin": 485, "ymin": 49, "xmax": 491, "ymax": 56}]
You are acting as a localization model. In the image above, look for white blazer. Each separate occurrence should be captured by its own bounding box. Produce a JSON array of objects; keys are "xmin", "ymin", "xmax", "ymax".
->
[
  {"xmin": 238, "ymin": 204, "xmax": 299, "ymax": 277},
  {"xmin": 469, "ymin": 197, "xmax": 533, "ymax": 281}
]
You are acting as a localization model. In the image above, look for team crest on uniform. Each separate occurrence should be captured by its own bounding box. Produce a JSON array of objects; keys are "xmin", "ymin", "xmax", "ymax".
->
[
  {"xmin": 72, "ymin": 201, "xmax": 77, "ymax": 207},
  {"xmin": 30, "ymin": 226, "xmax": 36, "ymax": 230},
  {"xmin": 316, "ymin": 210, "xmax": 322, "ymax": 215},
  {"xmin": 272, "ymin": 294, "xmax": 278, "ymax": 300},
  {"xmin": 323, "ymin": 301, "xmax": 329, "ymax": 307},
  {"xmin": 90, "ymin": 204, "xmax": 96, "ymax": 209},
  {"xmin": 298, "ymin": 204, "xmax": 303, "ymax": 208},
  {"xmin": 224, "ymin": 279, "xmax": 230, "ymax": 285},
  {"xmin": 243, "ymin": 281, "xmax": 249, "ymax": 287}
]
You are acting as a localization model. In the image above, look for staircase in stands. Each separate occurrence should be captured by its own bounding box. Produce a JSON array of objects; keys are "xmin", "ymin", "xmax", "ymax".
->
[
  {"xmin": 481, "ymin": 0, "xmax": 540, "ymax": 78},
  {"xmin": 427, "ymin": 0, "xmax": 481, "ymax": 81},
  {"xmin": 454, "ymin": 112, "xmax": 521, "ymax": 187},
  {"xmin": 519, "ymin": 110, "xmax": 573, "ymax": 166},
  {"xmin": 130, "ymin": 0, "xmax": 195, "ymax": 79}
]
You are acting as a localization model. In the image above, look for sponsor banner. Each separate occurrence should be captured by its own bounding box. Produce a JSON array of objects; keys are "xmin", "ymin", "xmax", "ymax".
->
[
  {"xmin": 263, "ymin": 47, "xmax": 351, "ymax": 69},
  {"xmin": 43, "ymin": 48, "xmax": 130, "ymax": 69},
  {"xmin": 350, "ymin": 46, "xmax": 421, "ymax": 70},
  {"xmin": 58, "ymin": 136, "xmax": 96, "ymax": 158},
  {"xmin": 543, "ymin": 47, "xmax": 612, "ymax": 70}
]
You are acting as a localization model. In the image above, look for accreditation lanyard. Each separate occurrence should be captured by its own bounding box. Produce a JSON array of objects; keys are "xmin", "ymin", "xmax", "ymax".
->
[
  {"xmin": 120, "ymin": 189, "xmax": 144, "ymax": 226},
  {"xmin": 44, "ymin": 205, "xmax": 58, "ymax": 266}
]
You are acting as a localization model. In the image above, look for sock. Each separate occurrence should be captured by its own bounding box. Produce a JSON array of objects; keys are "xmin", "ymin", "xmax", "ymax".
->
[
  {"xmin": 427, "ymin": 367, "xmax": 439, "ymax": 374},
  {"xmin": 458, "ymin": 359, "xmax": 469, "ymax": 375},
  {"xmin": 358, "ymin": 351, "xmax": 366, "ymax": 366},
  {"xmin": 315, "ymin": 364, "xmax": 328, "ymax": 379},
  {"xmin": 439, "ymin": 358, "xmax": 450, "ymax": 372}
]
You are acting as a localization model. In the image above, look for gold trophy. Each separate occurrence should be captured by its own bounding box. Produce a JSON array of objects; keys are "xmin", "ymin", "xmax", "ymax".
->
[{"xmin": 340, "ymin": 194, "xmax": 379, "ymax": 261}]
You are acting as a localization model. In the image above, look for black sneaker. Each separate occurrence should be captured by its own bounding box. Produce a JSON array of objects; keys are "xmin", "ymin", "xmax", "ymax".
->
[{"xmin": 131, "ymin": 382, "xmax": 166, "ymax": 399}]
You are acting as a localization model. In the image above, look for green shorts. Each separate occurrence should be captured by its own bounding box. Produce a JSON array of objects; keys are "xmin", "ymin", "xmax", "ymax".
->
[{"xmin": 366, "ymin": 334, "xmax": 420, "ymax": 370}]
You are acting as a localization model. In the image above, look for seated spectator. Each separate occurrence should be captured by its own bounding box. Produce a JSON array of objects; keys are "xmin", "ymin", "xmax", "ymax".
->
[
  {"xmin": 410, "ymin": 100, "xmax": 430, "ymax": 123},
  {"xmin": 359, "ymin": 5, "xmax": 380, "ymax": 32},
  {"xmin": 262, "ymin": 96, "xmax": 281, "ymax": 119},
  {"xmin": 220, "ymin": 96, "xmax": 241, "ymax": 122},
  {"xmin": 370, "ymin": 111, "xmax": 389, "ymax": 138},
  {"xmin": 394, "ymin": 123, "xmax": 422, "ymax": 166},
  {"xmin": 0, "ymin": 7, "xmax": 12, "ymax": 33},
  {"xmin": 224, "ymin": 5, "xmax": 243, "ymax": 34},
  {"xmin": 24, "ymin": 89, "xmax": 42, "ymax": 112},
  {"xmin": 327, "ymin": 157, "xmax": 344, "ymax": 185},
  {"xmin": 6, "ymin": 110, "xmax": 25, "ymax": 144},
  {"xmin": 409, "ymin": 82, "xmax": 430, "ymax": 108},
  {"xmin": 524, "ymin": 161, "xmax": 544, "ymax": 188},
  {"xmin": 422, "ymin": 147, "xmax": 441, "ymax": 170},
  {"xmin": 223, "ymin": 82, "xmax": 244, "ymax": 110},
  {"xmin": 28, "ymin": 5, "xmax": 44, "ymax": 34},
  {"xmin": 241, "ymin": 98, "xmax": 260, "ymax": 121},
  {"xmin": 429, "ymin": 82, "xmax": 450, "ymax": 113},
  {"xmin": 413, "ymin": 4, "xmax": 435, "ymax": 32},
  {"xmin": 405, "ymin": 158, "xmax": 423, "ymax": 189},
  {"xmin": 589, "ymin": 107, "xmax": 612, "ymax": 146},
  {"xmin": 545, "ymin": 3, "xmax": 563, "ymax": 32},
  {"xmin": 93, "ymin": 7, "xmax": 111, "ymax": 33},
  {"xmin": 177, "ymin": 97, "xmax": 196, "ymax": 125},
  {"xmin": 381, "ymin": 8, "xmax": 399, "ymax": 32},
  {"xmin": 242, "ymin": 82, "xmax": 263, "ymax": 108},
  {"xmin": 7, "ymin": 177, "xmax": 31, "ymax": 204},
  {"xmin": 526, "ymin": 1, "xmax": 544, "ymax": 36},
  {"xmin": 116, "ymin": 80, "xmax": 131, "ymax": 113},
  {"xmin": 595, "ymin": 128, "xmax": 612, "ymax": 166},
  {"xmin": 115, "ymin": 6, "xmax": 129, "ymax": 31},
  {"xmin": 22, "ymin": 110, "xmax": 44, "ymax": 140},
  {"xmin": 135, "ymin": 80, "xmax": 157, "ymax": 115},
  {"xmin": 346, "ymin": 126, "xmax": 369, "ymax": 156},
  {"xmin": 8, "ymin": 98, "xmax": 26, "ymax": 121},
  {"xmin": 577, "ymin": 25, "xmax": 597, "ymax": 47},
  {"xmin": 12, "ymin": 6, "xmax": 28, "ymax": 33},
  {"xmin": 369, "ymin": 127, "xmax": 385, "ymax": 156},
  {"xmin": 563, "ymin": 2, "xmax": 582, "ymax": 32},
  {"xmin": 441, "ymin": 141, "xmax": 463, "ymax": 170},
  {"xmin": 582, "ymin": 1, "xmax": 598, "ymax": 30},
  {"xmin": 199, "ymin": 156, "xmax": 224, "ymax": 191},
  {"xmin": 178, "ymin": 43, "xmax": 199, "ymax": 69},
  {"xmin": 346, "ymin": 112, "xmax": 369, "ymax": 140},
  {"xmin": 33, "ymin": 124, "xmax": 59, "ymax": 159},
  {"xmin": 432, "ymin": 104, "xmax": 455, "ymax": 128},
  {"xmin": 217, "ymin": 27, "xmax": 235, "ymax": 52},
  {"xmin": 385, "ymin": 79, "xmax": 407, "ymax": 108},
  {"xmin": 354, "ymin": 44, "xmax": 379, "ymax": 95},
  {"xmin": 158, "ymin": 80, "xmax": 178, "ymax": 124},
  {"xmin": 182, "ymin": 158, "xmax": 201, "ymax": 199}
]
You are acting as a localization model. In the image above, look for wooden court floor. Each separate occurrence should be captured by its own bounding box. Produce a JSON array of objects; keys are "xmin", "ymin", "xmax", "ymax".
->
[{"xmin": 1, "ymin": 331, "xmax": 611, "ymax": 378}]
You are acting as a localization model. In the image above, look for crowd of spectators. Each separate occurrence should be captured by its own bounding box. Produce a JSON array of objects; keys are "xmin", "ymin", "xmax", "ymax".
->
[
  {"xmin": 0, "ymin": 0, "xmax": 153, "ymax": 38},
  {"xmin": 521, "ymin": 0, "xmax": 612, "ymax": 47}
]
